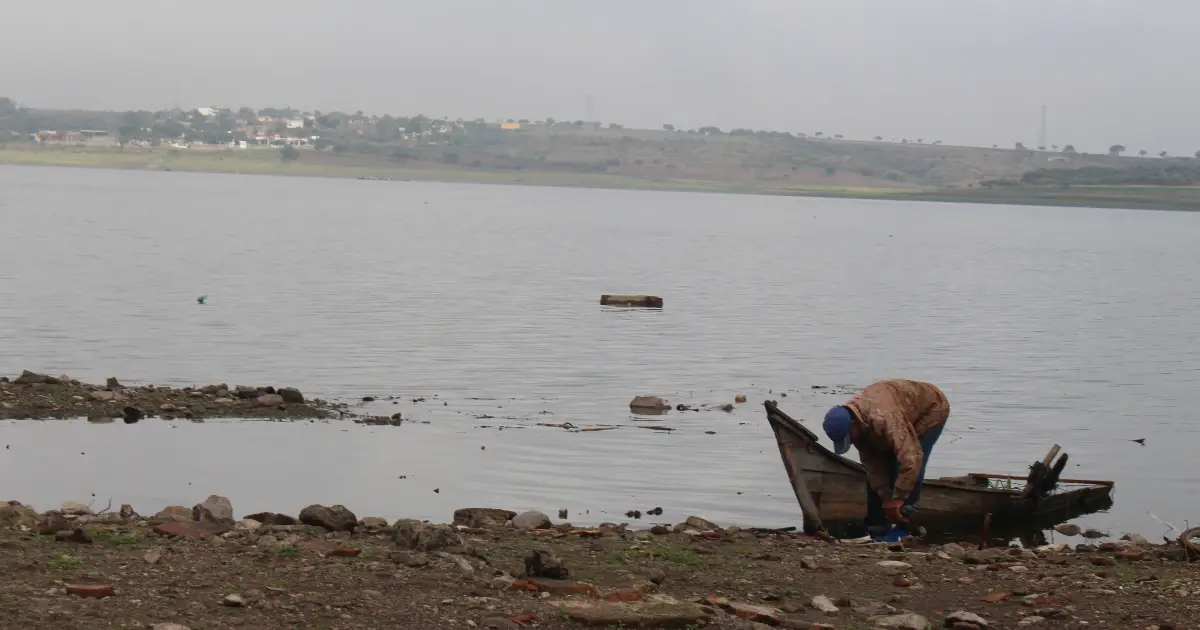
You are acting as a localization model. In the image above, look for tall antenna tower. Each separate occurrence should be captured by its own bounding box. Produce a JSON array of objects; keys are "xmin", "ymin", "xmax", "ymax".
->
[{"xmin": 1038, "ymin": 104, "xmax": 1047, "ymax": 150}]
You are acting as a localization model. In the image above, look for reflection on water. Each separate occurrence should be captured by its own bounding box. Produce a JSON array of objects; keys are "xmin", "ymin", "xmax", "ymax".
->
[{"xmin": 1, "ymin": 165, "xmax": 1199, "ymax": 538}]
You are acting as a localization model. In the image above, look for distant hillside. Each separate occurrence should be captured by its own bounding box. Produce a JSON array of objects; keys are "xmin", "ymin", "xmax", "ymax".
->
[{"xmin": 0, "ymin": 100, "xmax": 1191, "ymax": 191}]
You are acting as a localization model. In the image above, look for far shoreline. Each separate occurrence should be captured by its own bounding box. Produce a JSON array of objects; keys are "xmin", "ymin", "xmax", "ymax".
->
[{"xmin": 4, "ymin": 145, "xmax": 1200, "ymax": 212}]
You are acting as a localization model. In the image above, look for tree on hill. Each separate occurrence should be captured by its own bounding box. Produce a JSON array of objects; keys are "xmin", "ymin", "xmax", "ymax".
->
[
  {"xmin": 1160, "ymin": 150, "xmax": 1168, "ymax": 158},
  {"xmin": 1139, "ymin": 149, "xmax": 1147, "ymax": 156},
  {"xmin": 814, "ymin": 132, "xmax": 824, "ymax": 137},
  {"xmin": 1195, "ymin": 149, "xmax": 1200, "ymax": 159},
  {"xmin": 874, "ymin": 136, "xmax": 882, "ymax": 141},
  {"xmin": 662, "ymin": 124, "xmax": 675, "ymax": 131},
  {"xmin": 1062, "ymin": 145, "xmax": 1077, "ymax": 155},
  {"xmin": 0, "ymin": 97, "xmax": 17, "ymax": 116},
  {"xmin": 1015, "ymin": 142, "xmax": 1026, "ymax": 150},
  {"xmin": 280, "ymin": 145, "xmax": 299, "ymax": 163},
  {"xmin": 1108, "ymin": 144, "xmax": 1125, "ymax": 156}
]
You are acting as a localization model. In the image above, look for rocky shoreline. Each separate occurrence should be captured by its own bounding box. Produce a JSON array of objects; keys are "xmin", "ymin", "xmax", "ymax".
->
[
  {"xmin": 0, "ymin": 496, "xmax": 1194, "ymax": 630},
  {"xmin": 0, "ymin": 370, "xmax": 336, "ymax": 421}
]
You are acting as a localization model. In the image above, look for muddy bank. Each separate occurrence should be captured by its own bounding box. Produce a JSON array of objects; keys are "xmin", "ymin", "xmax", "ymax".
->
[
  {"xmin": 0, "ymin": 370, "xmax": 335, "ymax": 420},
  {"xmin": 0, "ymin": 497, "xmax": 1195, "ymax": 629}
]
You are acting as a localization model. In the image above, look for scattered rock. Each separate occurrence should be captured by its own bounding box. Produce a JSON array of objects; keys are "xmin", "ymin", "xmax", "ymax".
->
[
  {"xmin": 685, "ymin": 515, "xmax": 719, "ymax": 531},
  {"xmin": 1018, "ymin": 617, "xmax": 1045, "ymax": 627},
  {"xmin": 1121, "ymin": 533, "xmax": 1150, "ymax": 546},
  {"xmin": 870, "ymin": 613, "xmax": 929, "ymax": 630},
  {"xmin": 66, "ymin": 584, "xmax": 115, "ymax": 598},
  {"xmin": 811, "ymin": 595, "xmax": 840, "ymax": 614},
  {"xmin": 525, "ymin": 549, "xmax": 569, "ymax": 579},
  {"xmin": 153, "ymin": 521, "xmax": 231, "ymax": 538},
  {"xmin": 235, "ymin": 386, "xmax": 260, "ymax": 399},
  {"xmin": 554, "ymin": 598, "xmax": 711, "ymax": 627},
  {"xmin": 1053, "ymin": 523, "xmax": 1082, "ymax": 536},
  {"xmin": 298, "ymin": 504, "xmax": 358, "ymax": 532},
  {"xmin": 105, "ymin": 377, "xmax": 122, "ymax": 389},
  {"xmin": 152, "ymin": 624, "xmax": 191, "ymax": 630},
  {"xmin": 453, "ymin": 508, "xmax": 517, "ymax": 528},
  {"xmin": 392, "ymin": 519, "xmax": 464, "ymax": 551},
  {"xmin": 945, "ymin": 611, "xmax": 989, "ymax": 628},
  {"xmin": 735, "ymin": 394, "xmax": 747, "ymax": 403},
  {"xmin": 243, "ymin": 512, "xmax": 298, "ymax": 526},
  {"xmin": 558, "ymin": 508, "xmax": 569, "ymax": 519},
  {"xmin": 877, "ymin": 560, "xmax": 913, "ymax": 570},
  {"xmin": 629, "ymin": 396, "xmax": 670, "ymax": 411},
  {"xmin": 278, "ymin": 387, "xmax": 305, "ymax": 403},
  {"xmin": 1081, "ymin": 528, "xmax": 1107, "ymax": 539},
  {"xmin": 1090, "ymin": 556, "xmax": 1116, "ymax": 567},
  {"xmin": 359, "ymin": 516, "xmax": 390, "ymax": 532},
  {"xmin": 159, "ymin": 403, "xmax": 178, "ymax": 413},
  {"xmin": 223, "ymin": 593, "xmax": 246, "ymax": 607},
  {"xmin": 119, "ymin": 504, "xmax": 137, "ymax": 520},
  {"xmin": 15, "ymin": 370, "xmax": 54, "ymax": 385},
  {"xmin": 90, "ymin": 390, "xmax": 115, "ymax": 402},
  {"xmin": 55, "ymin": 528, "xmax": 92, "ymax": 544},
  {"xmin": 153, "ymin": 506, "xmax": 193, "ymax": 522},
  {"xmin": 144, "ymin": 548, "xmax": 162, "ymax": 565},
  {"xmin": 122, "ymin": 406, "xmax": 144, "ymax": 423},
  {"xmin": 892, "ymin": 577, "xmax": 913, "ymax": 587},
  {"xmin": 512, "ymin": 510, "xmax": 552, "ymax": 530},
  {"xmin": 193, "ymin": 495, "xmax": 234, "ymax": 523},
  {"xmin": 235, "ymin": 519, "xmax": 262, "ymax": 532}
]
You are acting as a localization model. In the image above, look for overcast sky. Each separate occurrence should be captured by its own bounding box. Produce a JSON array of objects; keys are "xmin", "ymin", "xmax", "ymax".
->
[{"xmin": 5, "ymin": 0, "xmax": 1199, "ymax": 154}]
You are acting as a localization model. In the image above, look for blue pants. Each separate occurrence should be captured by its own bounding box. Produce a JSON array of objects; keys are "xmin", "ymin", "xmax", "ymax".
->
[{"xmin": 865, "ymin": 423, "xmax": 945, "ymax": 529}]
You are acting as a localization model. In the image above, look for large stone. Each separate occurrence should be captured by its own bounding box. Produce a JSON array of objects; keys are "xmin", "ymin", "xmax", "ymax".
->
[
  {"xmin": 14, "ymin": 370, "xmax": 53, "ymax": 385},
  {"xmin": 243, "ymin": 512, "xmax": 299, "ymax": 526},
  {"xmin": 0, "ymin": 502, "xmax": 40, "ymax": 529},
  {"xmin": 254, "ymin": 394, "xmax": 284, "ymax": 407},
  {"xmin": 453, "ymin": 507, "xmax": 517, "ymax": 528},
  {"xmin": 524, "ymin": 549, "xmax": 569, "ymax": 579},
  {"xmin": 554, "ymin": 597, "xmax": 710, "ymax": 627},
  {"xmin": 945, "ymin": 611, "xmax": 989, "ymax": 628},
  {"xmin": 235, "ymin": 386, "xmax": 260, "ymax": 399},
  {"xmin": 153, "ymin": 521, "xmax": 231, "ymax": 538},
  {"xmin": 629, "ymin": 396, "xmax": 670, "ymax": 411},
  {"xmin": 153, "ymin": 506, "xmax": 194, "ymax": 522},
  {"xmin": 33, "ymin": 511, "xmax": 70, "ymax": 535},
  {"xmin": 512, "ymin": 510, "xmax": 552, "ymax": 530},
  {"xmin": 193, "ymin": 495, "xmax": 234, "ymax": 523},
  {"xmin": 392, "ymin": 519, "xmax": 463, "ymax": 551},
  {"xmin": 299, "ymin": 504, "xmax": 358, "ymax": 532},
  {"xmin": 106, "ymin": 377, "xmax": 122, "ymax": 389},
  {"xmin": 153, "ymin": 624, "xmax": 192, "ymax": 630},
  {"xmin": 871, "ymin": 613, "xmax": 929, "ymax": 630},
  {"xmin": 278, "ymin": 387, "xmax": 305, "ymax": 404},
  {"xmin": 685, "ymin": 515, "xmax": 719, "ymax": 531},
  {"xmin": 90, "ymin": 390, "xmax": 116, "ymax": 402}
]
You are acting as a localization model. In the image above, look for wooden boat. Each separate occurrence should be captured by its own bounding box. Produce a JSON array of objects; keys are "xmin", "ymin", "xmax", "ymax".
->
[{"xmin": 764, "ymin": 400, "xmax": 1115, "ymax": 536}]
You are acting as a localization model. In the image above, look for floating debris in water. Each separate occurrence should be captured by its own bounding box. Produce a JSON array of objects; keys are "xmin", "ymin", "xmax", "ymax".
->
[{"xmin": 196, "ymin": 295, "xmax": 208, "ymax": 305}]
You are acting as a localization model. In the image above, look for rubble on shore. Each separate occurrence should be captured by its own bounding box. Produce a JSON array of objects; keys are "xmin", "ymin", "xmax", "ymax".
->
[
  {"xmin": 0, "ymin": 497, "xmax": 1194, "ymax": 629},
  {"xmin": 0, "ymin": 370, "xmax": 335, "ymax": 420}
]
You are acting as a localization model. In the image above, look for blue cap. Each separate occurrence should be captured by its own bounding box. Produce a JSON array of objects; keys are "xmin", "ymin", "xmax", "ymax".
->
[{"xmin": 823, "ymin": 406, "xmax": 854, "ymax": 455}]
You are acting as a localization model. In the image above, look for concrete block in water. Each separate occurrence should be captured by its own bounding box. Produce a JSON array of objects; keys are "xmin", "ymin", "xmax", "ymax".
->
[{"xmin": 600, "ymin": 294, "xmax": 663, "ymax": 308}]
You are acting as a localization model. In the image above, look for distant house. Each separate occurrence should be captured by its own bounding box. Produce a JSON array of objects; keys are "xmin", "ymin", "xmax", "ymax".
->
[
  {"xmin": 31, "ymin": 129, "xmax": 117, "ymax": 147},
  {"xmin": 285, "ymin": 118, "xmax": 306, "ymax": 129},
  {"xmin": 500, "ymin": 122, "xmax": 521, "ymax": 130},
  {"xmin": 196, "ymin": 107, "xmax": 218, "ymax": 117}
]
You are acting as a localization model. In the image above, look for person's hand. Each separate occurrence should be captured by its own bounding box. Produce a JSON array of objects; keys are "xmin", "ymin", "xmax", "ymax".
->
[{"xmin": 883, "ymin": 499, "xmax": 910, "ymax": 524}]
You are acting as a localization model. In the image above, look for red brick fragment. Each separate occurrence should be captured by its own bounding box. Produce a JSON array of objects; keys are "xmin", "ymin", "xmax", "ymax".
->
[{"xmin": 66, "ymin": 584, "xmax": 115, "ymax": 599}]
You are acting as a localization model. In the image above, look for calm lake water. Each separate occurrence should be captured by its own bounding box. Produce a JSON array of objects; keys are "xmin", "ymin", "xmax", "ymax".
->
[{"xmin": 1, "ymin": 164, "xmax": 1198, "ymax": 539}]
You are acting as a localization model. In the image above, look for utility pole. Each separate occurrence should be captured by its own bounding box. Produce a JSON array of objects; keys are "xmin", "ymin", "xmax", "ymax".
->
[{"xmin": 1038, "ymin": 104, "xmax": 1047, "ymax": 150}]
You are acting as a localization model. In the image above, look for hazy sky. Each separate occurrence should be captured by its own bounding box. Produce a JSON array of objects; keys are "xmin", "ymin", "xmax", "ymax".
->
[{"xmin": 5, "ymin": 0, "xmax": 1199, "ymax": 154}]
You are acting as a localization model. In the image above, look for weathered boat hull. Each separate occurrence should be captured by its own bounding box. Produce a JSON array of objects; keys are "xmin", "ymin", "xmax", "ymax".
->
[{"xmin": 764, "ymin": 400, "xmax": 1114, "ymax": 536}]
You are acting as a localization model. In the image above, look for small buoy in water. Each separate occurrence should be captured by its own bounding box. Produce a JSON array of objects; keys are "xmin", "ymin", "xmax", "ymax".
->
[{"xmin": 197, "ymin": 295, "xmax": 208, "ymax": 305}]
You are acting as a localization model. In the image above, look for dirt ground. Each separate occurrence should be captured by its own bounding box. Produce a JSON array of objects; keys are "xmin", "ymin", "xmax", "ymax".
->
[{"xmin": 0, "ymin": 500, "xmax": 1194, "ymax": 630}]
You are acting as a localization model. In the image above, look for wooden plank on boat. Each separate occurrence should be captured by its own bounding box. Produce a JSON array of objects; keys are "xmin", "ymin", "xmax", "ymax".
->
[{"xmin": 968, "ymin": 473, "xmax": 1113, "ymax": 486}]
